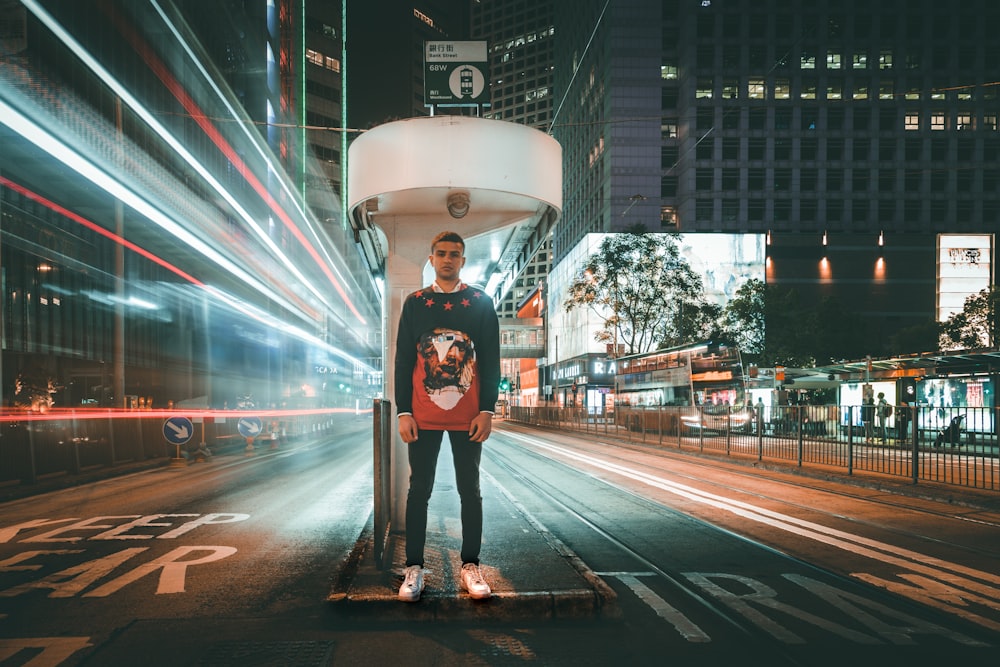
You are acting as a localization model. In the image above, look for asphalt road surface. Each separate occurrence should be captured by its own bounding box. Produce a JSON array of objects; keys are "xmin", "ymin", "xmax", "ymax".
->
[{"xmin": 1, "ymin": 415, "xmax": 997, "ymax": 666}]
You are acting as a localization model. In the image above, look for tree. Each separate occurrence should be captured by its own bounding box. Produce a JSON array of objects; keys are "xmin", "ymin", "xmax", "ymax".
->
[
  {"xmin": 759, "ymin": 286, "xmax": 817, "ymax": 367},
  {"xmin": 939, "ymin": 286, "xmax": 999, "ymax": 350},
  {"xmin": 722, "ymin": 278, "xmax": 765, "ymax": 359},
  {"xmin": 563, "ymin": 232, "xmax": 713, "ymax": 355},
  {"xmin": 811, "ymin": 295, "xmax": 867, "ymax": 364},
  {"xmin": 890, "ymin": 320, "xmax": 942, "ymax": 354}
]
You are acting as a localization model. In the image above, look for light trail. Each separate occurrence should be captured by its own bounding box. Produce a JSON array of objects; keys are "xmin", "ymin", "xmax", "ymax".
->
[
  {"xmin": 20, "ymin": 0, "xmax": 364, "ymax": 328},
  {"xmin": 0, "ymin": 99, "xmax": 321, "ymax": 326},
  {"xmin": 0, "ymin": 407, "xmax": 371, "ymax": 424},
  {"xmin": 103, "ymin": 0, "xmax": 365, "ymax": 324},
  {"xmin": 0, "ymin": 176, "xmax": 203, "ymax": 287},
  {"xmin": 148, "ymin": 0, "xmax": 358, "ymax": 290}
]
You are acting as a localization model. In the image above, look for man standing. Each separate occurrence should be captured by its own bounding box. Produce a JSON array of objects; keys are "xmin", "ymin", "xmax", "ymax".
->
[
  {"xmin": 394, "ymin": 231, "xmax": 501, "ymax": 602},
  {"xmin": 896, "ymin": 400, "xmax": 911, "ymax": 442},
  {"xmin": 876, "ymin": 391, "xmax": 891, "ymax": 444}
]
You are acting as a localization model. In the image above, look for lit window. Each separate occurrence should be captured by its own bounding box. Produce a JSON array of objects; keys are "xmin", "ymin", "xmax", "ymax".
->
[
  {"xmin": 905, "ymin": 113, "xmax": 920, "ymax": 130},
  {"xmin": 661, "ymin": 64, "xmax": 678, "ymax": 80},
  {"xmin": 879, "ymin": 80, "xmax": 893, "ymax": 99},
  {"xmin": 801, "ymin": 81, "xmax": 817, "ymax": 99},
  {"xmin": 853, "ymin": 83, "xmax": 868, "ymax": 100},
  {"xmin": 879, "ymin": 50, "xmax": 893, "ymax": 69},
  {"xmin": 852, "ymin": 52, "xmax": 867, "ymax": 69},
  {"xmin": 325, "ymin": 56, "xmax": 340, "ymax": 73},
  {"xmin": 660, "ymin": 206, "xmax": 678, "ymax": 226},
  {"xmin": 957, "ymin": 87, "xmax": 973, "ymax": 101},
  {"xmin": 748, "ymin": 79, "xmax": 765, "ymax": 99},
  {"xmin": 306, "ymin": 49, "xmax": 323, "ymax": 67},
  {"xmin": 722, "ymin": 78, "xmax": 739, "ymax": 99},
  {"xmin": 931, "ymin": 113, "xmax": 945, "ymax": 131},
  {"xmin": 957, "ymin": 114, "xmax": 972, "ymax": 130},
  {"xmin": 905, "ymin": 87, "xmax": 921, "ymax": 100},
  {"xmin": 827, "ymin": 83, "xmax": 842, "ymax": 99},
  {"xmin": 985, "ymin": 114, "xmax": 998, "ymax": 131},
  {"xmin": 661, "ymin": 122, "xmax": 678, "ymax": 139},
  {"xmin": 800, "ymin": 51, "xmax": 816, "ymax": 69},
  {"xmin": 696, "ymin": 77, "xmax": 714, "ymax": 98},
  {"xmin": 774, "ymin": 79, "xmax": 790, "ymax": 99}
]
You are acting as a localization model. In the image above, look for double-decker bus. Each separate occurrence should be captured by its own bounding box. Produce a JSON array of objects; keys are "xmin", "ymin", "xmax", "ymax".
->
[{"xmin": 614, "ymin": 341, "xmax": 749, "ymax": 434}]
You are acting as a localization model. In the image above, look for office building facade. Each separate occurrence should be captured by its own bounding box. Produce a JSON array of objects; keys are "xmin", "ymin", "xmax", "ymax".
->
[{"xmin": 551, "ymin": 0, "xmax": 998, "ymax": 356}]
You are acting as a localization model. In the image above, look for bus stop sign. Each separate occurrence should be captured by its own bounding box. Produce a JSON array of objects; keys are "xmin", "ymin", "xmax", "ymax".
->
[{"xmin": 424, "ymin": 41, "xmax": 488, "ymax": 106}]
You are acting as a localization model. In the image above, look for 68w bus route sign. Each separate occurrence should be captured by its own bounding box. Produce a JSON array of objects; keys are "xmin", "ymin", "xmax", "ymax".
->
[{"xmin": 424, "ymin": 41, "xmax": 489, "ymax": 107}]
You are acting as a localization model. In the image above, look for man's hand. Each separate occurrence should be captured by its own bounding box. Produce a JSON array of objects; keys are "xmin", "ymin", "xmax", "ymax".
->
[
  {"xmin": 398, "ymin": 414, "xmax": 419, "ymax": 443},
  {"xmin": 468, "ymin": 412, "xmax": 493, "ymax": 443}
]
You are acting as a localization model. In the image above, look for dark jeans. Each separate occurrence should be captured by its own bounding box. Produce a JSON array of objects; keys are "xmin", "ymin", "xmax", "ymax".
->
[{"xmin": 404, "ymin": 429, "xmax": 483, "ymax": 568}]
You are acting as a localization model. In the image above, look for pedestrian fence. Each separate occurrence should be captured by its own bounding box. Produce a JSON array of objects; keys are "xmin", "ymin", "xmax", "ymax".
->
[
  {"xmin": 0, "ymin": 411, "xmax": 350, "ymax": 491},
  {"xmin": 508, "ymin": 404, "xmax": 1000, "ymax": 492}
]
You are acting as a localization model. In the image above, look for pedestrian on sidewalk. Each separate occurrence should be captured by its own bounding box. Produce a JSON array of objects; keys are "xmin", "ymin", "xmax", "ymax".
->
[
  {"xmin": 394, "ymin": 231, "xmax": 501, "ymax": 603},
  {"xmin": 861, "ymin": 396, "xmax": 876, "ymax": 443},
  {"xmin": 896, "ymin": 400, "xmax": 911, "ymax": 443},
  {"xmin": 876, "ymin": 392, "xmax": 891, "ymax": 444}
]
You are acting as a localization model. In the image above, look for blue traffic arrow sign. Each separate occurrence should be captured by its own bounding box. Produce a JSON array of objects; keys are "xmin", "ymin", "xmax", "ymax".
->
[
  {"xmin": 163, "ymin": 417, "xmax": 194, "ymax": 445},
  {"xmin": 237, "ymin": 416, "xmax": 263, "ymax": 439}
]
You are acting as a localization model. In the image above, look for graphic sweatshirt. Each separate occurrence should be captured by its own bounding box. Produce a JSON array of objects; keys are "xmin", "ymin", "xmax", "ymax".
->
[{"xmin": 394, "ymin": 284, "xmax": 501, "ymax": 431}]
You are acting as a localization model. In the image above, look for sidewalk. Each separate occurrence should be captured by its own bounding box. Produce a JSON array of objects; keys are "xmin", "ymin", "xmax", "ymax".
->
[{"xmin": 326, "ymin": 453, "xmax": 619, "ymax": 622}]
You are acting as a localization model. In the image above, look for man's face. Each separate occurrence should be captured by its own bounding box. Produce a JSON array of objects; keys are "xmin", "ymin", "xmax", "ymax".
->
[{"xmin": 429, "ymin": 241, "xmax": 465, "ymax": 282}]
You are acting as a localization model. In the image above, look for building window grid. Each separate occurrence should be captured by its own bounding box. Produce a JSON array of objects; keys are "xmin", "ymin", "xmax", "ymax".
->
[{"xmin": 542, "ymin": 6, "xmax": 1000, "ymax": 262}]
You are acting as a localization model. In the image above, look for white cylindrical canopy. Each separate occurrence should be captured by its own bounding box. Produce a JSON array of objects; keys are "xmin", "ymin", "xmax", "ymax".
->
[{"xmin": 348, "ymin": 115, "xmax": 562, "ymax": 237}]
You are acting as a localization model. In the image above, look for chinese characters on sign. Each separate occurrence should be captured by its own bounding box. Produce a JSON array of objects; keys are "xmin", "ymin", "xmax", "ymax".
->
[{"xmin": 424, "ymin": 41, "xmax": 489, "ymax": 107}]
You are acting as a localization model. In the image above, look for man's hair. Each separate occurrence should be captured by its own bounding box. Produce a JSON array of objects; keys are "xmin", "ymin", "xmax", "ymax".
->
[{"xmin": 431, "ymin": 231, "xmax": 465, "ymax": 253}]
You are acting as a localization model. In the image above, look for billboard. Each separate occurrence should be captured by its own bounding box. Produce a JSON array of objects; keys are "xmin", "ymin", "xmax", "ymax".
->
[
  {"xmin": 547, "ymin": 233, "xmax": 766, "ymax": 362},
  {"xmin": 936, "ymin": 234, "xmax": 994, "ymax": 322}
]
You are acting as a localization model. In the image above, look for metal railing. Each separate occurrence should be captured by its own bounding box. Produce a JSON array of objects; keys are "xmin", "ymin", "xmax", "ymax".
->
[
  {"xmin": 508, "ymin": 404, "xmax": 1000, "ymax": 492},
  {"xmin": 0, "ymin": 410, "xmax": 350, "ymax": 491}
]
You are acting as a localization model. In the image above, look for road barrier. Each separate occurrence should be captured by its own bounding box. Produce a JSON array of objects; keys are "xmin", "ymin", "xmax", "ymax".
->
[{"xmin": 0, "ymin": 410, "xmax": 353, "ymax": 495}]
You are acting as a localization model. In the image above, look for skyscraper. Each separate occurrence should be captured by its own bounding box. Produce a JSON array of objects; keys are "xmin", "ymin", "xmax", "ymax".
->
[{"xmin": 551, "ymin": 0, "xmax": 998, "ymax": 354}]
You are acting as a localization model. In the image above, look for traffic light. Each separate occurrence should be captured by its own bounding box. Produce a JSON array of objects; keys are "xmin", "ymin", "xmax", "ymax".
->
[{"xmin": 499, "ymin": 377, "xmax": 511, "ymax": 392}]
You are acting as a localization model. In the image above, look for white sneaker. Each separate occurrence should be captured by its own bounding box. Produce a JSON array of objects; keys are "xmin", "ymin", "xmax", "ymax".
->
[
  {"xmin": 460, "ymin": 562, "xmax": 491, "ymax": 600},
  {"xmin": 398, "ymin": 565, "xmax": 424, "ymax": 602}
]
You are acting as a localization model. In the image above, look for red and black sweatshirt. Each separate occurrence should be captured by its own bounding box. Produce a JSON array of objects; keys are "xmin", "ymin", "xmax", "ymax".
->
[{"xmin": 394, "ymin": 284, "xmax": 500, "ymax": 431}]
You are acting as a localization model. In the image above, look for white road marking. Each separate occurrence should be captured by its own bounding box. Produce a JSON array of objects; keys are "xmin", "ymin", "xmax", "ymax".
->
[
  {"xmin": 85, "ymin": 545, "xmax": 238, "ymax": 596},
  {"xmin": 503, "ymin": 432, "xmax": 1000, "ymax": 631},
  {"xmin": 0, "ymin": 637, "xmax": 92, "ymax": 667},
  {"xmin": 607, "ymin": 572, "xmax": 711, "ymax": 642}
]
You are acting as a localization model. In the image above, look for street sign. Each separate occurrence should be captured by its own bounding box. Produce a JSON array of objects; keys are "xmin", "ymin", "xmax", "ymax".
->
[
  {"xmin": 163, "ymin": 417, "xmax": 193, "ymax": 445},
  {"xmin": 424, "ymin": 41, "xmax": 489, "ymax": 107},
  {"xmin": 237, "ymin": 416, "xmax": 263, "ymax": 439}
]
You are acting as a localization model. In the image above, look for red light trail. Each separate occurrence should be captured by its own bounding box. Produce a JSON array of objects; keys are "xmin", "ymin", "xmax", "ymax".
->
[
  {"xmin": 99, "ymin": 2, "xmax": 366, "ymax": 324},
  {"xmin": 0, "ymin": 175, "xmax": 204, "ymax": 287}
]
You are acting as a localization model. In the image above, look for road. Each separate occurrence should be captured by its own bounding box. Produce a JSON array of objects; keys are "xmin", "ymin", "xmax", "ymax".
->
[{"xmin": 0, "ymin": 416, "xmax": 997, "ymax": 665}]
